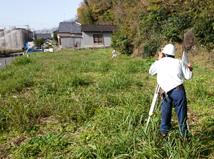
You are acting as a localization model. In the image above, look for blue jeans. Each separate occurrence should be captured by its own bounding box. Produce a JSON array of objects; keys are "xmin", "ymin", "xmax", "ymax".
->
[{"xmin": 160, "ymin": 85, "xmax": 188, "ymax": 138}]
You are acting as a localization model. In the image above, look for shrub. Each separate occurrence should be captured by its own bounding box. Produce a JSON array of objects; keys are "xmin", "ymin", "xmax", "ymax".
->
[
  {"xmin": 53, "ymin": 33, "xmax": 58, "ymax": 42},
  {"xmin": 194, "ymin": 17, "xmax": 214, "ymax": 51},
  {"xmin": 111, "ymin": 31, "xmax": 132, "ymax": 55},
  {"xmin": 143, "ymin": 36, "xmax": 162, "ymax": 58},
  {"xmin": 162, "ymin": 14, "xmax": 194, "ymax": 42},
  {"xmin": 33, "ymin": 38, "xmax": 44, "ymax": 48}
]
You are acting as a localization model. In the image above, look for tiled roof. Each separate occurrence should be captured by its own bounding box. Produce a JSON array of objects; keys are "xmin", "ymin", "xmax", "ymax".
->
[
  {"xmin": 81, "ymin": 25, "xmax": 117, "ymax": 32},
  {"xmin": 36, "ymin": 33, "xmax": 52, "ymax": 39},
  {"xmin": 56, "ymin": 22, "xmax": 81, "ymax": 34},
  {"xmin": 53, "ymin": 30, "xmax": 58, "ymax": 33}
]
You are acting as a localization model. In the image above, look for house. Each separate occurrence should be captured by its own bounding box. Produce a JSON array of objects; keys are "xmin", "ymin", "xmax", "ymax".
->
[
  {"xmin": 35, "ymin": 33, "xmax": 52, "ymax": 40},
  {"xmin": 54, "ymin": 22, "xmax": 117, "ymax": 49},
  {"xmin": 54, "ymin": 22, "xmax": 82, "ymax": 48},
  {"xmin": 81, "ymin": 25, "xmax": 117, "ymax": 48}
]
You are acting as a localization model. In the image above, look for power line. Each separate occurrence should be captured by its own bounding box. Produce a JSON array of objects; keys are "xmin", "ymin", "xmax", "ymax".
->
[
  {"xmin": 0, "ymin": 16, "xmax": 42, "ymax": 24},
  {"xmin": 0, "ymin": 16, "xmax": 46, "ymax": 28},
  {"xmin": 0, "ymin": 25, "xmax": 29, "ymax": 27}
]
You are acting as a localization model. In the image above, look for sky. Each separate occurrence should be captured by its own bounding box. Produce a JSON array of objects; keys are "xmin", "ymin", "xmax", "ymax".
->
[{"xmin": 0, "ymin": 0, "xmax": 83, "ymax": 31}]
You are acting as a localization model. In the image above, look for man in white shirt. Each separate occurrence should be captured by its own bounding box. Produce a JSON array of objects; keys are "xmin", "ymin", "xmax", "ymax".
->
[
  {"xmin": 112, "ymin": 50, "xmax": 117, "ymax": 58},
  {"xmin": 149, "ymin": 44, "xmax": 193, "ymax": 140}
]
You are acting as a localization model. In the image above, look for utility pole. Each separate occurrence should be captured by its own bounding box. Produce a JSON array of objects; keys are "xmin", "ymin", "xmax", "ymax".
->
[{"xmin": 4, "ymin": 27, "xmax": 7, "ymax": 51}]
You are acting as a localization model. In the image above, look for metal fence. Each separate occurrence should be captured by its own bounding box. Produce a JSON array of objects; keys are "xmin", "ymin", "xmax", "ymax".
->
[
  {"xmin": 0, "ymin": 55, "xmax": 20, "ymax": 69},
  {"xmin": 61, "ymin": 37, "xmax": 83, "ymax": 48}
]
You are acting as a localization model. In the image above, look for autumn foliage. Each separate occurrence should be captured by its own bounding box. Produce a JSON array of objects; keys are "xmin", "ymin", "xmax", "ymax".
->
[{"xmin": 76, "ymin": 0, "xmax": 214, "ymax": 56}]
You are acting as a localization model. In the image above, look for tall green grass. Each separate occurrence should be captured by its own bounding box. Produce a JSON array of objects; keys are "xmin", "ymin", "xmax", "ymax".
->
[{"xmin": 0, "ymin": 49, "xmax": 213, "ymax": 158}]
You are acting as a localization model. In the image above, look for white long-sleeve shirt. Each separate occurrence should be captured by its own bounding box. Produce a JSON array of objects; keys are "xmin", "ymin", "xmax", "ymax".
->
[{"xmin": 149, "ymin": 57, "xmax": 193, "ymax": 93}]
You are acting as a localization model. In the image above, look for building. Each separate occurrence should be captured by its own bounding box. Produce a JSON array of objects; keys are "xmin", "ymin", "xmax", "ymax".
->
[
  {"xmin": 81, "ymin": 25, "xmax": 117, "ymax": 48},
  {"xmin": 35, "ymin": 33, "xmax": 52, "ymax": 40},
  {"xmin": 54, "ymin": 22, "xmax": 118, "ymax": 49},
  {"xmin": 54, "ymin": 22, "xmax": 82, "ymax": 48},
  {"xmin": 0, "ymin": 28, "xmax": 32, "ymax": 51}
]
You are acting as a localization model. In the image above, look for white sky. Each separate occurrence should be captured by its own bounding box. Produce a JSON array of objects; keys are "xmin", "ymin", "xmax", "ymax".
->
[{"xmin": 0, "ymin": 0, "xmax": 83, "ymax": 31}]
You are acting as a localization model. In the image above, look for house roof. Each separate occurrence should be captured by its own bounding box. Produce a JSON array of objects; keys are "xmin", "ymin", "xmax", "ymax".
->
[
  {"xmin": 36, "ymin": 33, "xmax": 52, "ymax": 39},
  {"xmin": 81, "ymin": 25, "xmax": 117, "ymax": 32},
  {"xmin": 55, "ymin": 22, "xmax": 81, "ymax": 34},
  {"xmin": 28, "ymin": 30, "xmax": 33, "ymax": 34}
]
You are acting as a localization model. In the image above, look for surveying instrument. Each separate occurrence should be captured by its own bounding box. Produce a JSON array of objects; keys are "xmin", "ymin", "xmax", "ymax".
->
[{"xmin": 145, "ymin": 51, "xmax": 191, "ymax": 133}]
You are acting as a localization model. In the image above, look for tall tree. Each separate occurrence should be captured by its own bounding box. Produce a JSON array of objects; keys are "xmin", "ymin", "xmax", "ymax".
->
[{"xmin": 77, "ymin": 1, "xmax": 95, "ymax": 24}]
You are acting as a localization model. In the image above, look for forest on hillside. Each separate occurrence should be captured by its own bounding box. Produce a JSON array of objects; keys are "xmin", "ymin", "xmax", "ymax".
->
[{"xmin": 76, "ymin": 0, "xmax": 214, "ymax": 57}]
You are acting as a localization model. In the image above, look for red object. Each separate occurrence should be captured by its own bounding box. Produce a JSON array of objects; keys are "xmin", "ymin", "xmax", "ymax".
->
[{"xmin": 158, "ymin": 90, "xmax": 163, "ymax": 94}]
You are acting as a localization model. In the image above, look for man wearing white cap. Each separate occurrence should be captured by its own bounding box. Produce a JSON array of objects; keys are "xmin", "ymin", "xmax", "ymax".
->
[
  {"xmin": 112, "ymin": 50, "xmax": 117, "ymax": 58},
  {"xmin": 149, "ymin": 44, "xmax": 193, "ymax": 141}
]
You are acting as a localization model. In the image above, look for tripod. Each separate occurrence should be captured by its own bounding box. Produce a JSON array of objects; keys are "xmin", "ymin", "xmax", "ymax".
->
[
  {"xmin": 145, "ymin": 84, "xmax": 190, "ymax": 133},
  {"xmin": 145, "ymin": 84, "xmax": 160, "ymax": 133}
]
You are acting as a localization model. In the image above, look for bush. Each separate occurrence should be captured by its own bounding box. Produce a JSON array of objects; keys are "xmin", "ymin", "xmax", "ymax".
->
[
  {"xmin": 143, "ymin": 36, "xmax": 162, "ymax": 58},
  {"xmin": 111, "ymin": 31, "xmax": 132, "ymax": 55},
  {"xmin": 162, "ymin": 14, "xmax": 194, "ymax": 42},
  {"xmin": 194, "ymin": 17, "xmax": 214, "ymax": 51},
  {"xmin": 53, "ymin": 33, "xmax": 58, "ymax": 42},
  {"xmin": 33, "ymin": 38, "xmax": 44, "ymax": 48},
  {"xmin": 136, "ymin": 9, "xmax": 195, "ymax": 54}
]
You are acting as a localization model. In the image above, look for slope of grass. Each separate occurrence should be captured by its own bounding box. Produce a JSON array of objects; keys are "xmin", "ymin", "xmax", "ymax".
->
[{"xmin": 0, "ymin": 49, "xmax": 213, "ymax": 158}]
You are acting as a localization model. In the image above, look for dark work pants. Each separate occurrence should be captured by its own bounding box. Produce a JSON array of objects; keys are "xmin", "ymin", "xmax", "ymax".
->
[{"xmin": 160, "ymin": 86, "xmax": 188, "ymax": 138}]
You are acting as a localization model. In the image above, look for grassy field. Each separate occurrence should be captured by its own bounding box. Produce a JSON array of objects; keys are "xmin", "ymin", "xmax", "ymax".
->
[{"xmin": 0, "ymin": 48, "xmax": 213, "ymax": 158}]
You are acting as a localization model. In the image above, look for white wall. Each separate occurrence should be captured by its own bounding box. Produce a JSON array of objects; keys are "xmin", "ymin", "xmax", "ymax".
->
[
  {"xmin": 0, "ymin": 30, "xmax": 25, "ymax": 50},
  {"xmin": 82, "ymin": 32, "xmax": 113, "ymax": 47}
]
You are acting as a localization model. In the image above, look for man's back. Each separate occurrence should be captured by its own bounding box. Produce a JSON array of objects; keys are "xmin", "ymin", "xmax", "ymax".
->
[{"xmin": 149, "ymin": 57, "xmax": 192, "ymax": 92}]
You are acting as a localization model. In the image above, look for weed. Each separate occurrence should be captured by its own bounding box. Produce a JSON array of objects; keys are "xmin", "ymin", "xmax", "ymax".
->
[
  {"xmin": 12, "ymin": 56, "xmax": 33, "ymax": 66},
  {"xmin": 0, "ymin": 48, "xmax": 213, "ymax": 158},
  {"xmin": 12, "ymin": 133, "xmax": 68, "ymax": 158}
]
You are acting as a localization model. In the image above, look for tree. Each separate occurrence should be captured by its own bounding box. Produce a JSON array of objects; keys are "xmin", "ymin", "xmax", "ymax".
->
[
  {"xmin": 33, "ymin": 38, "xmax": 44, "ymax": 48},
  {"xmin": 53, "ymin": 34, "xmax": 58, "ymax": 42},
  {"xmin": 77, "ymin": 1, "xmax": 96, "ymax": 24},
  {"xmin": 76, "ymin": 0, "xmax": 214, "ymax": 54}
]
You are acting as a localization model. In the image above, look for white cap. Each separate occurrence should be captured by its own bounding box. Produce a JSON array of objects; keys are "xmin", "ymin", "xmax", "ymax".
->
[{"xmin": 162, "ymin": 44, "xmax": 176, "ymax": 56}]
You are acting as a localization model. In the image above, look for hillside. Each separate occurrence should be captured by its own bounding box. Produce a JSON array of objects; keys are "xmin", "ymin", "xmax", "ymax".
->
[
  {"xmin": 0, "ymin": 48, "xmax": 213, "ymax": 158},
  {"xmin": 76, "ymin": 0, "xmax": 214, "ymax": 57}
]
